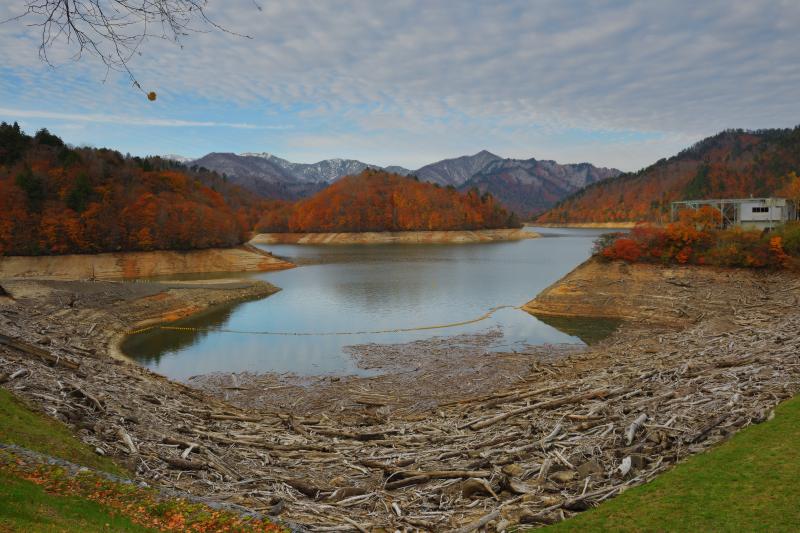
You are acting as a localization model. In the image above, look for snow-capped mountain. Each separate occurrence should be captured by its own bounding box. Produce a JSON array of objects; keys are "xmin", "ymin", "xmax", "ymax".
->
[
  {"xmin": 183, "ymin": 150, "xmax": 619, "ymax": 216},
  {"xmin": 162, "ymin": 154, "xmax": 194, "ymax": 164},
  {"xmin": 191, "ymin": 152, "xmax": 412, "ymax": 199},
  {"xmin": 239, "ymin": 152, "xmax": 379, "ymax": 183}
]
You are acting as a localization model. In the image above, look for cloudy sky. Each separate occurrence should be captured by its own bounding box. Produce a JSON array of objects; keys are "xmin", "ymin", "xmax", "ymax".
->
[{"xmin": 1, "ymin": 1, "xmax": 799, "ymax": 171}]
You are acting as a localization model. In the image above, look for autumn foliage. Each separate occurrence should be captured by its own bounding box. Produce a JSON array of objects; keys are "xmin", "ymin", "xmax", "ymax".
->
[
  {"xmin": 595, "ymin": 207, "xmax": 796, "ymax": 269},
  {"xmin": 256, "ymin": 169, "xmax": 522, "ymax": 233},
  {"xmin": 540, "ymin": 127, "xmax": 800, "ymax": 224},
  {"xmin": 0, "ymin": 123, "xmax": 267, "ymax": 256},
  {"xmin": 1, "ymin": 455, "xmax": 285, "ymax": 532}
]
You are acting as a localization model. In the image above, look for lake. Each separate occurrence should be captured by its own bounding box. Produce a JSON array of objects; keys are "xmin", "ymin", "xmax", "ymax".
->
[{"xmin": 123, "ymin": 227, "xmax": 618, "ymax": 380}]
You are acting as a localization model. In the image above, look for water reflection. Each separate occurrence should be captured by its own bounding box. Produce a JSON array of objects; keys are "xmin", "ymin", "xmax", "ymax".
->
[
  {"xmin": 124, "ymin": 227, "xmax": 622, "ymax": 380},
  {"xmin": 532, "ymin": 314, "xmax": 622, "ymax": 345}
]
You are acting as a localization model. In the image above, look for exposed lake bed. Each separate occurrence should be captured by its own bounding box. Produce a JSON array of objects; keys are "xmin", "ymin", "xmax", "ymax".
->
[{"xmin": 2, "ymin": 251, "xmax": 798, "ymax": 530}]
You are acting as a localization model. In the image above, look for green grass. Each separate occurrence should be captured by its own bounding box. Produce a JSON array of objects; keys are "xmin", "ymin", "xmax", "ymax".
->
[
  {"xmin": 0, "ymin": 470, "xmax": 155, "ymax": 533},
  {"xmin": 546, "ymin": 395, "xmax": 800, "ymax": 532},
  {"xmin": 0, "ymin": 388, "xmax": 125, "ymax": 475}
]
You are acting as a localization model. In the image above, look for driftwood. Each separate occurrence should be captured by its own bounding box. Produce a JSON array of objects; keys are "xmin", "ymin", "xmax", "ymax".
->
[
  {"xmin": 163, "ymin": 456, "xmax": 207, "ymax": 470},
  {"xmin": 625, "ymin": 413, "xmax": 648, "ymax": 445},
  {"xmin": 0, "ymin": 334, "xmax": 80, "ymax": 370},
  {"xmin": 116, "ymin": 427, "xmax": 137, "ymax": 454}
]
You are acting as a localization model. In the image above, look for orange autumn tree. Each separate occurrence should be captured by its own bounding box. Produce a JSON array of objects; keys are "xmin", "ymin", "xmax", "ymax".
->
[
  {"xmin": 0, "ymin": 123, "xmax": 267, "ymax": 256},
  {"xmin": 256, "ymin": 169, "xmax": 521, "ymax": 233},
  {"xmin": 778, "ymin": 171, "xmax": 800, "ymax": 210},
  {"xmin": 597, "ymin": 206, "xmax": 793, "ymax": 269}
]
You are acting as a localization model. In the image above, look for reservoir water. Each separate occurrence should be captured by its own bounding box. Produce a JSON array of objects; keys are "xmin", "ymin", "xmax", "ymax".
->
[{"xmin": 123, "ymin": 227, "xmax": 619, "ymax": 380}]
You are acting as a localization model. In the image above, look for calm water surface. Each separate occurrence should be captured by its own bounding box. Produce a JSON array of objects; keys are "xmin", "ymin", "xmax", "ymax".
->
[{"xmin": 123, "ymin": 227, "xmax": 617, "ymax": 379}]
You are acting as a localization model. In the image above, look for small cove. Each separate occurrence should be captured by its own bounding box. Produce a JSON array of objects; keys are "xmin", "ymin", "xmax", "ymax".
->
[{"xmin": 122, "ymin": 227, "xmax": 621, "ymax": 379}]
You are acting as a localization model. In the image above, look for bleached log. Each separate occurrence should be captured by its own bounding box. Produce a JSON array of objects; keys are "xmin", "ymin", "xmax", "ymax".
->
[
  {"xmin": 625, "ymin": 413, "xmax": 648, "ymax": 445},
  {"xmin": 117, "ymin": 427, "xmax": 137, "ymax": 454}
]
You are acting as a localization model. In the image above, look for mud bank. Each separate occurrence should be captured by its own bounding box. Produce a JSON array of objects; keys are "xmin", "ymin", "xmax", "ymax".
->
[
  {"xmin": 523, "ymin": 257, "xmax": 770, "ymax": 325},
  {"xmin": 250, "ymin": 227, "xmax": 538, "ymax": 245},
  {"xmin": 530, "ymin": 222, "xmax": 637, "ymax": 229},
  {"xmin": 0, "ymin": 245, "xmax": 293, "ymax": 280}
]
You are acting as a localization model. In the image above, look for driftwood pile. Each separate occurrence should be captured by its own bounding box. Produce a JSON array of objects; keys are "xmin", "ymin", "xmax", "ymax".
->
[{"xmin": 1, "ymin": 274, "xmax": 800, "ymax": 531}]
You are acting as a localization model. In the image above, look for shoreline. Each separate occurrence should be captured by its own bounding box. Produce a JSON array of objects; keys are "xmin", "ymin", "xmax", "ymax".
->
[
  {"xmin": 250, "ymin": 227, "xmax": 537, "ymax": 245},
  {"xmin": 0, "ymin": 244, "xmax": 294, "ymax": 281},
  {"xmin": 528, "ymin": 221, "xmax": 637, "ymax": 229},
  {"xmin": 1, "ymin": 259, "xmax": 799, "ymax": 529}
]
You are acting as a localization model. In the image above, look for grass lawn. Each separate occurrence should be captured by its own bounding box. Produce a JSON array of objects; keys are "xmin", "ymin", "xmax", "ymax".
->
[
  {"xmin": 0, "ymin": 387, "xmax": 125, "ymax": 475},
  {"xmin": 546, "ymin": 395, "xmax": 800, "ymax": 532},
  {"xmin": 0, "ymin": 470, "xmax": 154, "ymax": 533}
]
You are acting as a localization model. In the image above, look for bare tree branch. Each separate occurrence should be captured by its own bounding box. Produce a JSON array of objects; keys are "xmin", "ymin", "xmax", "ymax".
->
[{"xmin": 3, "ymin": 1, "xmax": 250, "ymax": 95}]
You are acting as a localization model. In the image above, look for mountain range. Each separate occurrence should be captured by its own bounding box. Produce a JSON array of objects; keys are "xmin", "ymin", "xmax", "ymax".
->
[{"xmin": 174, "ymin": 151, "xmax": 620, "ymax": 217}]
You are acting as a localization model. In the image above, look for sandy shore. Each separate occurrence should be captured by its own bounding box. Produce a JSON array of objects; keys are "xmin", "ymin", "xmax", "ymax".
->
[
  {"xmin": 250, "ymin": 227, "xmax": 538, "ymax": 245},
  {"xmin": 0, "ymin": 245, "xmax": 293, "ymax": 280},
  {"xmin": 1, "ymin": 260, "xmax": 799, "ymax": 530}
]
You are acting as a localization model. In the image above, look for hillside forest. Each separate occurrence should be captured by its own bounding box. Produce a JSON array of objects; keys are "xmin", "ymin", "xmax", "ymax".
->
[
  {"xmin": 539, "ymin": 127, "xmax": 800, "ymax": 224},
  {"xmin": 0, "ymin": 123, "xmax": 266, "ymax": 256},
  {"xmin": 0, "ymin": 125, "xmax": 521, "ymax": 256},
  {"xmin": 255, "ymin": 169, "xmax": 521, "ymax": 233}
]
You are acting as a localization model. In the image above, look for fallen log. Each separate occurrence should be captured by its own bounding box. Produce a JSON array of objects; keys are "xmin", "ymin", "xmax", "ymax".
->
[
  {"xmin": 385, "ymin": 469, "xmax": 491, "ymax": 490},
  {"xmin": 685, "ymin": 412, "xmax": 730, "ymax": 444},
  {"xmin": 163, "ymin": 456, "xmax": 207, "ymax": 470},
  {"xmin": 468, "ymin": 388, "xmax": 613, "ymax": 430},
  {"xmin": 0, "ymin": 334, "xmax": 80, "ymax": 370},
  {"xmin": 625, "ymin": 413, "xmax": 648, "ymax": 445},
  {"xmin": 67, "ymin": 382, "xmax": 105, "ymax": 412},
  {"xmin": 116, "ymin": 427, "xmax": 137, "ymax": 454}
]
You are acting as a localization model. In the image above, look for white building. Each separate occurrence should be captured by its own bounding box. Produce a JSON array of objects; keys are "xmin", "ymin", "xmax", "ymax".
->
[
  {"xmin": 670, "ymin": 197, "xmax": 797, "ymax": 230},
  {"xmin": 737, "ymin": 198, "xmax": 795, "ymax": 230}
]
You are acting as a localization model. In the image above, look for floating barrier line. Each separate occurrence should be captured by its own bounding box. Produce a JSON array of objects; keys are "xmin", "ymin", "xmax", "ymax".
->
[{"xmin": 124, "ymin": 305, "xmax": 523, "ymax": 337}]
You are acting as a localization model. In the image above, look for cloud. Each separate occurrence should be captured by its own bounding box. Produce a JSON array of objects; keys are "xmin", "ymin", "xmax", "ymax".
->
[
  {"xmin": 0, "ymin": 108, "xmax": 284, "ymax": 129},
  {"xmin": 0, "ymin": 0, "xmax": 798, "ymax": 169}
]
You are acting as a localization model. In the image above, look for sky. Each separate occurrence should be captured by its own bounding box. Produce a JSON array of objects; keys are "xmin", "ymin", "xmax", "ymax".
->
[{"xmin": 1, "ymin": 1, "xmax": 799, "ymax": 171}]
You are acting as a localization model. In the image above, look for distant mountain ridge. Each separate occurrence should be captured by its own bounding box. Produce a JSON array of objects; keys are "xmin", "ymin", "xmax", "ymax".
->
[
  {"xmin": 416, "ymin": 150, "xmax": 504, "ymax": 186},
  {"xmin": 460, "ymin": 158, "xmax": 620, "ymax": 217},
  {"xmin": 419, "ymin": 151, "xmax": 620, "ymax": 217},
  {"xmin": 174, "ymin": 150, "xmax": 620, "ymax": 216}
]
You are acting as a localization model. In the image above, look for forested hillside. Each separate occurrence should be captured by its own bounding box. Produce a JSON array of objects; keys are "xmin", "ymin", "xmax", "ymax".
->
[
  {"xmin": 256, "ymin": 169, "xmax": 521, "ymax": 233},
  {"xmin": 538, "ymin": 127, "xmax": 800, "ymax": 224},
  {"xmin": 0, "ymin": 123, "xmax": 266, "ymax": 256}
]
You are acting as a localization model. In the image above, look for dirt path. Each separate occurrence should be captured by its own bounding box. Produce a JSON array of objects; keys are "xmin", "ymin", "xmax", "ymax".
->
[{"xmin": 1, "ymin": 263, "xmax": 799, "ymax": 531}]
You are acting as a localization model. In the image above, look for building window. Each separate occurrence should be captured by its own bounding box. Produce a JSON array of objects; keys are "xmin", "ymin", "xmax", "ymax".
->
[{"xmin": 752, "ymin": 207, "xmax": 769, "ymax": 213}]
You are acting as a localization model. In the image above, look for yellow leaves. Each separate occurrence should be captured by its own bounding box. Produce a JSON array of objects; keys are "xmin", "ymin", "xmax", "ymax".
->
[{"xmin": 147, "ymin": 91, "xmax": 157, "ymax": 101}]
